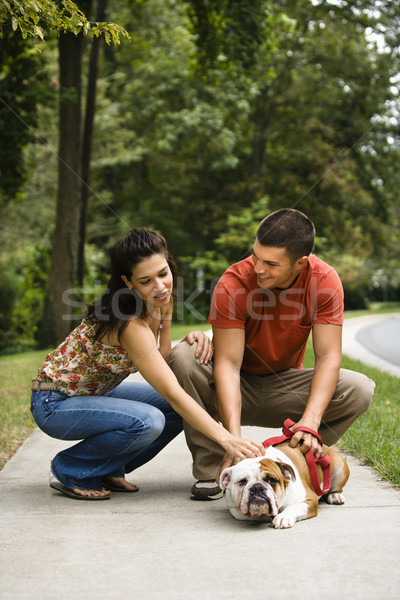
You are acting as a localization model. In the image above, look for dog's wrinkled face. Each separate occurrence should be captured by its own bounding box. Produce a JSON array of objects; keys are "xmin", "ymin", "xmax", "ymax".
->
[{"xmin": 220, "ymin": 457, "xmax": 296, "ymax": 521}]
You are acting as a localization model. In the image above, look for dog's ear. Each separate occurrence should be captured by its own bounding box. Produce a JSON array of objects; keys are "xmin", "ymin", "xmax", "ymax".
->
[
  {"xmin": 277, "ymin": 462, "xmax": 296, "ymax": 482},
  {"xmin": 219, "ymin": 468, "xmax": 233, "ymax": 490}
]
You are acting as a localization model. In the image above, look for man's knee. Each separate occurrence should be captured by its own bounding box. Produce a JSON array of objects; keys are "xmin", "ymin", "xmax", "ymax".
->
[
  {"xmin": 169, "ymin": 340, "xmax": 214, "ymax": 406},
  {"xmin": 169, "ymin": 341, "xmax": 212, "ymax": 388},
  {"xmin": 169, "ymin": 341, "xmax": 197, "ymax": 378},
  {"xmin": 338, "ymin": 368, "xmax": 375, "ymax": 416}
]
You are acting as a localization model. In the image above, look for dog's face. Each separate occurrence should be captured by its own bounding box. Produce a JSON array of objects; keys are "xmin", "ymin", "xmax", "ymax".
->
[{"xmin": 220, "ymin": 457, "xmax": 296, "ymax": 521}]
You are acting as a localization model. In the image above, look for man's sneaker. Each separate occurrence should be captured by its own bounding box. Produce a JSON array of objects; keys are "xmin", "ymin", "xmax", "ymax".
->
[{"xmin": 191, "ymin": 479, "xmax": 224, "ymax": 501}]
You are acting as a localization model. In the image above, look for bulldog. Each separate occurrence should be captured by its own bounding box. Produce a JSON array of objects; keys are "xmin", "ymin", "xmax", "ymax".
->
[{"xmin": 219, "ymin": 441, "xmax": 350, "ymax": 529}]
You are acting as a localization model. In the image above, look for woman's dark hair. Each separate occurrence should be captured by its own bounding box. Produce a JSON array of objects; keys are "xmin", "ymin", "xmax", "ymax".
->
[
  {"xmin": 256, "ymin": 208, "xmax": 315, "ymax": 262},
  {"xmin": 86, "ymin": 228, "xmax": 178, "ymax": 342}
]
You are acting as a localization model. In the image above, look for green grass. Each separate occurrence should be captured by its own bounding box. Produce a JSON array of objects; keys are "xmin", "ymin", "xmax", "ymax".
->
[
  {"xmin": 170, "ymin": 321, "xmax": 211, "ymax": 340},
  {"xmin": 343, "ymin": 301, "xmax": 400, "ymax": 319},
  {"xmin": 1, "ymin": 314, "xmax": 399, "ymax": 488},
  {"xmin": 0, "ymin": 349, "xmax": 47, "ymax": 468},
  {"xmin": 338, "ymin": 361, "xmax": 399, "ymax": 489}
]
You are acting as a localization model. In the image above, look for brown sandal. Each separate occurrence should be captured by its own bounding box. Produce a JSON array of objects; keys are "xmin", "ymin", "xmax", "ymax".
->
[{"xmin": 50, "ymin": 481, "xmax": 111, "ymax": 501}]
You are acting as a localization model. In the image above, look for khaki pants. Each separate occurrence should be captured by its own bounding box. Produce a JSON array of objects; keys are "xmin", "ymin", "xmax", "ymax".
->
[{"xmin": 169, "ymin": 341, "xmax": 375, "ymax": 480}]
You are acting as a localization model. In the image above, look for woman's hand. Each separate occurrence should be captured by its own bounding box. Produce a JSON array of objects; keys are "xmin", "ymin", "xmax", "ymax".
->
[
  {"xmin": 216, "ymin": 438, "xmax": 265, "ymax": 483},
  {"xmin": 222, "ymin": 435, "xmax": 265, "ymax": 463},
  {"xmin": 184, "ymin": 330, "xmax": 214, "ymax": 365}
]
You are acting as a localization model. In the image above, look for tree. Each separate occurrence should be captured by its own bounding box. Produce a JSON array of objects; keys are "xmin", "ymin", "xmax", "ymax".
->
[
  {"xmin": 44, "ymin": 29, "xmax": 83, "ymax": 345},
  {"xmin": 45, "ymin": 0, "xmax": 127, "ymax": 344}
]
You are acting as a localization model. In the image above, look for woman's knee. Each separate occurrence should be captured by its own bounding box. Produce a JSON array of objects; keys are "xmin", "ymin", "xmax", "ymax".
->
[
  {"xmin": 127, "ymin": 405, "xmax": 165, "ymax": 440},
  {"xmin": 145, "ymin": 406, "xmax": 166, "ymax": 438}
]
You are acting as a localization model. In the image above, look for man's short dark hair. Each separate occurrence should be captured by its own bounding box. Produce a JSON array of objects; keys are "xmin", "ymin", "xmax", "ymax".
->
[{"xmin": 256, "ymin": 208, "xmax": 315, "ymax": 262}]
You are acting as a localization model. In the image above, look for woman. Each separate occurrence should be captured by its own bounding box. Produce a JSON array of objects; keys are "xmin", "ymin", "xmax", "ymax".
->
[{"xmin": 31, "ymin": 228, "xmax": 264, "ymax": 500}]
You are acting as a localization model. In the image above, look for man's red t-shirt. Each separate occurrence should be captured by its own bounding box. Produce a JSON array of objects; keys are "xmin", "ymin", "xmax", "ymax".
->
[{"xmin": 208, "ymin": 254, "xmax": 344, "ymax": 375}]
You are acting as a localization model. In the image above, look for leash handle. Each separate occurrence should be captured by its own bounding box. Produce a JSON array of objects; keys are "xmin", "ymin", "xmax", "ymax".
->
[{"xmin": 283, "ymin": 418, "xmax": 323, "ymax": 445}]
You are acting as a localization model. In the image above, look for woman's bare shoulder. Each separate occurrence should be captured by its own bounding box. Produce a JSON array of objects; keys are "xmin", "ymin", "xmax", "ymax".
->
[{"xmin": 100, "ymin": 317, "xmax": 148, "ymax": 346}]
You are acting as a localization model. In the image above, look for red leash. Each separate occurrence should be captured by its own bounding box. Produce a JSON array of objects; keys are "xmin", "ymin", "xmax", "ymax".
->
[{"xmin": 262, "ymin": 418, "xmax": 332, "ymax": 496}]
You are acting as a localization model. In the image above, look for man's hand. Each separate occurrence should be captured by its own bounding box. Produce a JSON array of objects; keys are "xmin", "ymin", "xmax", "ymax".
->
[{"xmin": 288, "ymin": 421, "xmax": 323, "ymax": 458}]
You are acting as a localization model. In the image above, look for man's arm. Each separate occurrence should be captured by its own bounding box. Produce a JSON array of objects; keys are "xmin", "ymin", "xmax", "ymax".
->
[{"xmin": 289, "ymin": 322, "xmax": 342, "ymax": 456}]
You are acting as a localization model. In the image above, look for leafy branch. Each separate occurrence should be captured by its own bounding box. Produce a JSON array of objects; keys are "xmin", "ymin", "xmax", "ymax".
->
[{"xmin": 0, "ymin": 0, "xmax": 130, "ymax": 43}]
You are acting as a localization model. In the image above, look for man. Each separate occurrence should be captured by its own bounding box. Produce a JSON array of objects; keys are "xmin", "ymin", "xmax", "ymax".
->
[{"xmin": 170, "ymin": 208, "xmax": 375, "ymax": 500}]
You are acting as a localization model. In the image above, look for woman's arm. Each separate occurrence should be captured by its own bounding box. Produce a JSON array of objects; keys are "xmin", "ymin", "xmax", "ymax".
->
[{"xmin": 120, "ymin": 319, "xmax": 264, "ymax": 461}]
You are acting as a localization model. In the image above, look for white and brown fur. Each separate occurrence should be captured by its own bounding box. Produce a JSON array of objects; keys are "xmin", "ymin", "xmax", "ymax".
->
[{"xmin": 220, "ymin": 441, "xmax": 350, "ymax": 529}]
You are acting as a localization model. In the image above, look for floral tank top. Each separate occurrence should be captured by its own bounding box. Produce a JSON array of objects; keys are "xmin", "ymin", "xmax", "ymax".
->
[{"xmin": 36, "ymin": 316, "xmax": 137, "ymax": 396}]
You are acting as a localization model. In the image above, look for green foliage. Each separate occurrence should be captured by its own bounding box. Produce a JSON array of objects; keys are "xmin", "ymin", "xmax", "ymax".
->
[
  {"xmin": 91, "ymin": 1, "xmax": 259, "ymax": 252},
  {"xmin": 186, "ymin": 0, "xmax": 274, "ymax": 70},
  {"xmin": 192, "ymin": 196, "xmax": 270, "ymax": 280},
  {"xmin": 0, "ymin": 268, "xmax": 19, "ymax": 347},
  {"xmin": 258, "ymin": 2, "xmax": 398, "ymax": 245},
  {"xmin": 0, "ymin": 243, "xmax": 50, "ymax": 354},
  {"xmin": 0, "ymin": 0, "xmax": 130, "ymax": 43},
  {"xmin": 0, "ymin": 29, "xmax": 54, "ymax": 201}
]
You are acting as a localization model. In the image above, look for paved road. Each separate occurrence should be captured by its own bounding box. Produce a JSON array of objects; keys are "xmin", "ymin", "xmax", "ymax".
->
[
  {"xmin": 342, "ymin": 312, "xmax": 400, "ymax": 377},
  {"xmin": 356, "ymin": 317, "xmax": 400, "ymax": 367}
]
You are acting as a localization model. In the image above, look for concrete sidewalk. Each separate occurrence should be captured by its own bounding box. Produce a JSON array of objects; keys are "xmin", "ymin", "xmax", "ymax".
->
[{"xmin": 1, "ymin": 418, "xmax": 399, "ymax": 599}]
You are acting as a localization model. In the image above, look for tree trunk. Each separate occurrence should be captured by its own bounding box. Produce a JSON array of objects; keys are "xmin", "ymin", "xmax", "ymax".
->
[
  {"xmin": 77, "ymin": 0, "xmax": 108, "ymax": 287},
  {"xmin": 46, "ymin": 32, "xmax": 83, "ymax": 345}
]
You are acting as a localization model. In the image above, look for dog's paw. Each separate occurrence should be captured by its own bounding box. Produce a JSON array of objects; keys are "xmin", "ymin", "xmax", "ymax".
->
[
  {"xmin": 271, "ymin": 514, "xmax": 295, "ymax": 529},
  {"xmin": 326, "ymin": 492, "xmax": 345, "ymax": 505}
]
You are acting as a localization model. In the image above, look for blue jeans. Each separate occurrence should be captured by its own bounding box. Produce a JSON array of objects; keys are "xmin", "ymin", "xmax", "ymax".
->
[{"xmin": 31, "ymin": 380, "xmax": 183, "ymax": 490}]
